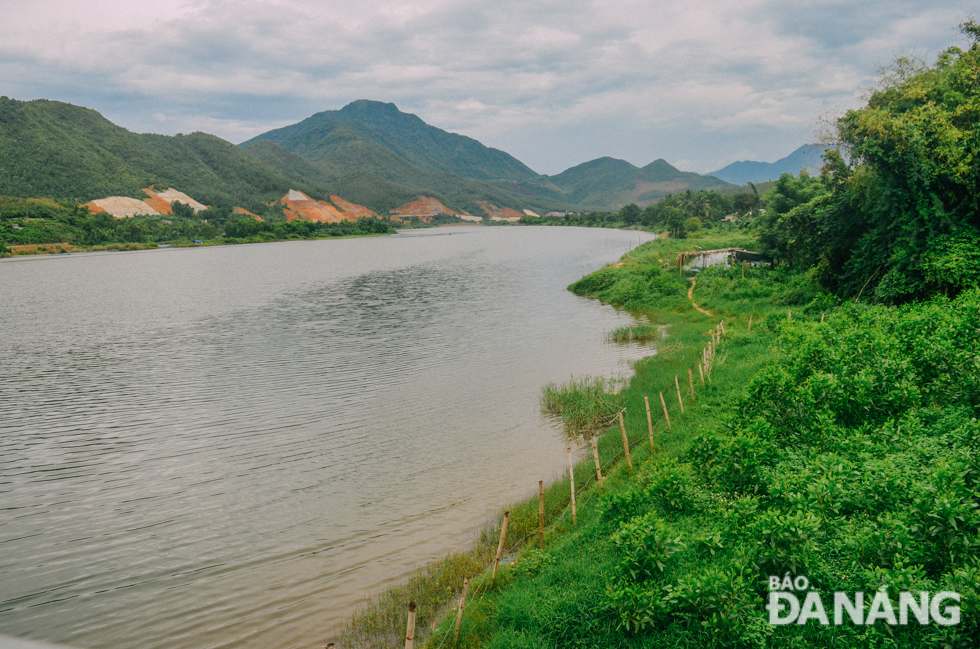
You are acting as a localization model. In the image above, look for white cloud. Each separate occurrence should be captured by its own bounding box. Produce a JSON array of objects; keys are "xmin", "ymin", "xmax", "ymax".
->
[{"xmin": 0, "ymin": 0, "xmax": 971, "ymax": 173}]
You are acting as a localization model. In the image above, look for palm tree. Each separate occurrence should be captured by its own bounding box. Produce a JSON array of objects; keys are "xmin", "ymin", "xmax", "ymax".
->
[{"xmin": 682, "ymin": 190, "xmax": 711, "ymax": 221}]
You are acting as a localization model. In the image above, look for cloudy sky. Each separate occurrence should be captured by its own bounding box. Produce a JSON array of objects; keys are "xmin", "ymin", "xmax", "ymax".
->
[{"xmin": 1, "ymin": 0, "xmax": 971, "ymax": 175}]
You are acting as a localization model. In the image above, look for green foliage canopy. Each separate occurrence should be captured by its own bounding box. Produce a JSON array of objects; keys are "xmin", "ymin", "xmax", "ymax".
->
[{"xmin": 752, "ymin": 23, "xmax": 980, "ymax": 303}]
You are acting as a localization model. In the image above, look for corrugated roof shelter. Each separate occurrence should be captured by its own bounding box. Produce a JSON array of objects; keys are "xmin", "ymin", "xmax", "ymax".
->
[{"xmin": 675, "ymin": 248, "xmax": 767, "ymax": 271}]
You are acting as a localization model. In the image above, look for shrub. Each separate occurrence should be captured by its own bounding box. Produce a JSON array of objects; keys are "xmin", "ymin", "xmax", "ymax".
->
[{"xmin": 612, "ymin": 512, "xmax": 686, "ymax": 582}]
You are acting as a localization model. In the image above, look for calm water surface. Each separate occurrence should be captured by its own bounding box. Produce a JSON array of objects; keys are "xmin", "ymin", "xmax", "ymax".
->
[{"xmin": 0, "ymin": 226, "xmax": 656, "ymax": 648}]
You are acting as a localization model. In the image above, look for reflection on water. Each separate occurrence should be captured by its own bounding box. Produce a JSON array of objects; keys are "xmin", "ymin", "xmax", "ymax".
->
[{"xmin": 0, "ymin": 227, "xmax": 656, "ymax": 648}]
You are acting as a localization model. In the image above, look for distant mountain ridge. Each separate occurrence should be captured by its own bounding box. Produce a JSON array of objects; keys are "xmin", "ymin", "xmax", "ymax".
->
[
  {"xmin": 1, "ymin": 96, "xmax": 743, "ymax": 215},
  {"xmin": 547, "ymin": 157, "xmax": 733, "ymax": 209},
  {"xmin": 0, "ymin": 96, "xmax": 330, "ymax": 209},
  {"xmin": 243, "ymin": 100, "xmax": 538, "ymax": 182},
  {"xmin": 244, "ymin": 100, "xmax": 734, "ymax": 212},
  {"xmin": 708, "ymin": 145, "xmax": 832, "ymax": 185},
  {"xmin": 241, "ymin": 100, "xmax": 574, "ymax": 215}
]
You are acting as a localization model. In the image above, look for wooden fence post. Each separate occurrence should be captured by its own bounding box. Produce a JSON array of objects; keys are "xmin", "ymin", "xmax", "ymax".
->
[
  {"xmin": 590, "ymin": 435, "xmax": 604, "ymax": 489},
  {"xmin": 453, "ymin": 578, "xmax": 469, "ymax": 643},
  {"xmin": 538, "ymin": 481, "xmax": 545, "ymax": 549},
  {"xmin": 688, "ymin": 368, "xmax": 696, "ymax": 401},
  {"xmin": 659, "ymin": 391, "xmax": 671, "ymax": 431},
  {"xmin": 644, "ymin": 395, "xmax": 654, "ymax": 451},
  {"xmin": 618, "ymin": 411, "xmax": 632, "ymax": 472},
  {"xmin": 568, "ymin": 449, "xmax": 577, "ymax": 526},
  {"xmin": 675, "ymin": 375, "xmax": 684, "ymax": 413},
  {"xmin": 405, "ymin": 602, "xmax": 417, "ymax": 649},
  {"xmin": 492, "ymin": 512, "xmax": 509, "ymax": 581},
  {"xmin": 720, "ymin": 321, "xmax": 727, "ymax": 339},
  {"xmin": 698, "ymin": 362, "xmax": 704, "ymax": 386}
]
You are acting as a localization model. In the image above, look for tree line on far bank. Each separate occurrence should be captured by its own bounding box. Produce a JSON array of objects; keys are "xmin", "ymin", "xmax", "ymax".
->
[
  {"xmin": 0, "ymin": 197, "xmax": 395, "ymax": 252},
  {"xmin": 524, "ymin": 184, "xmax": 766, "ymax": 238}
]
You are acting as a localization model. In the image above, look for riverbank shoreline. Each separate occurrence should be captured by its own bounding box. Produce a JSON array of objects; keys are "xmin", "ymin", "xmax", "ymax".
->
[
  {"xmin": 374, "ymin": 225, "xmax": 980, "ymax": 648},
  {"xmin": 336, "ymin": 231, "xmax": 763, "ymax": 649}
]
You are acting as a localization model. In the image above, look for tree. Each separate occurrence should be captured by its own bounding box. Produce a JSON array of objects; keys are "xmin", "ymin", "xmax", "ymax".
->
[
  {"xmin": 664, "ymin": 207, "xmax": 688, "ymax": 239},
  {"xmin": 732, "ymin": 192, "xmax": 758, "ymax": 214},
  {"xmin": 749, "ymin": 22, "xmax": 980, "ymax": 302},
  {"xmin": 828, "ymin": 24, "xmax": 980, "ymax": 301},
  {"xmin": 170, "ymin": 200, "xmax": 195, "ymax": 219},
  {"xmin": 618, "ymin": 203, "xmax": 642, "ymax": 225},
  {"xmin": 684, "ymin": 217, "xmax": 703, "ymax": 237}
]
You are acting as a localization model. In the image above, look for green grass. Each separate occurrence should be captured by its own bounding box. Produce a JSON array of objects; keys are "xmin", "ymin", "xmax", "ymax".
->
[
  {"xmin": 343, "ymin": 233, "xmax": 980, "ymax": 649},
  {"xmin": 433, "ymin": 312, "xmax": 779, "ymax": 648},
  {"xmin": 429, "ymin": 235, "xmax": 980, "ymax": 648}
]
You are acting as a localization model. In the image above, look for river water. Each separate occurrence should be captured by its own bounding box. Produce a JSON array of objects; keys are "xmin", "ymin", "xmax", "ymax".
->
[{"xmin": 0, "ymin": 226, "xmax": 655, "ymax": 649}]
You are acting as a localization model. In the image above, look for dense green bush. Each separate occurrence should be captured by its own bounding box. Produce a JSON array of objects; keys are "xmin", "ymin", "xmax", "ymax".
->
[
  {"xmin": 569, "ymin": 264, "xmax": 685, "ymax": 310},
  {"xmin": 601, "ymin": 290, "xmax": 980, "ymax": 646}
]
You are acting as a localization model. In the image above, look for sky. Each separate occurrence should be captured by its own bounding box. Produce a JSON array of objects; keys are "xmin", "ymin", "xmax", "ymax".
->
[{"xmin": 0, "ymin": 0, "xmax": 972, "ymax": 175}]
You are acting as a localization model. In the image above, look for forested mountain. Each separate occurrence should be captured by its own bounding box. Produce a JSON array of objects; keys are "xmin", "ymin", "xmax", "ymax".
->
[
  {"xmin": 241, "ymin": 100, "xmax": 579, "ymax": 214},
  {"xmin": 242, "ymin": 100, "xmax": 538, "ymax": 182},
  {"xmin": 0, "ymin": 97, "xmax": 329, "ymax": 210},
  {"xmin": 243, "ymin": 134, "xmax": 570, "ymax": 215},
  {"xmin": 1, "ymin": 95, "xmax": 741, "ymax": 215},
  {"xmin": 548, "ymin": 157, "xmax": 733, "ymax": 208},
  {"xmin": 708, "ymin": 144, "xmax": 826, "ymax": 185},
  {"xmin": 243, "ymin": 100, "xmax": 740, "ymax": 212}
]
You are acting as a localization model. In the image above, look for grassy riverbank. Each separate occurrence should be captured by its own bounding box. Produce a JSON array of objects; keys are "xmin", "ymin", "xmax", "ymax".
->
[{"xmin": 340, "ymin": 228, "xmax": 979, "ymax": 649}]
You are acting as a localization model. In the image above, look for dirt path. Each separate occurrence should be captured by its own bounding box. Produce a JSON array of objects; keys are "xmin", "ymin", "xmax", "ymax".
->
[{"xmin": 687, "ymin": 277, "xmax": 714, "ymax": 316}]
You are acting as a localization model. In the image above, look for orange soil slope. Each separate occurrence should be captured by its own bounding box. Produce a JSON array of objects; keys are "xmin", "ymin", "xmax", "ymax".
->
[
  {"xmin": 478, "ymin": 201, "xmax": 523, "ymax": 220},
  {"xmin": 233, "ymin": 207, "xmax": 264, "ymax": 221},
  {"xmin": 84, "ymin": 187, "xmax": 208, "ymax": 218},
  {"xmin": 331, "ymin": 196, "xmax": 376, "ymax": 219},
  {"xmin": 392, "ymin": 197, "xmax": 458, "ymax": 216},
  {"xmin": 279, "ymin": 190, "xmax": 376, "ymax": 223},
  {"xmin": 141, "ymin": 187, "xmax": 208, "ymax": 215},
  {"xmin": 281, "ymin": 190, "xmax": 345, "ymax": 223}
]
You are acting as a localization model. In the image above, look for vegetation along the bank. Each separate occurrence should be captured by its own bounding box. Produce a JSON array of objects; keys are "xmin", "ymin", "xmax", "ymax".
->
[
  {"xmin": 340, "ymin": 22, "xmax": 980, "ymax": 649},
  {"xmin": 0, "ymin": 195, "xmax": 398, "ymax": 256}
]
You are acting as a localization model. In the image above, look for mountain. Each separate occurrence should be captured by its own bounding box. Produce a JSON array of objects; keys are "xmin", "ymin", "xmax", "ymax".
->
[
  {"xmin": 547, "ymin": 157, "xmax": 734, "ymax": 209},
  {"xmin": 241, "ymin": 100, "xmax": 578, "ymax": 215},
  {"xmin": 708, "ymin": 145, "xmax": 832, "ymax": 185},
  {"xmin": 242, "ymin": 100, "xmax": 538, "ymax": 182},
  {"xmin": 0, "ymin": 97, "xmax": 330, "ymax": 209},
  {"xmin": 1, "ymin": 95, "xmax": 744, "ymax": 216},
  {"xmin": 244, "ymin": 101, "xmax": 736, "ymax": 213}
]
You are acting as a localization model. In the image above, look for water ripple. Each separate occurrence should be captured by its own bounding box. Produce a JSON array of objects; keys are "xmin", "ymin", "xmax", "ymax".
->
[{"xmin": 0, "ymin": 227, "xmax": 656, "ymax": 648}]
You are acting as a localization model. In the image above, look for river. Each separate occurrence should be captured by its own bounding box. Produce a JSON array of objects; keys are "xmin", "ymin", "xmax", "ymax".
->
[{"xmin": 0, "ymin": 226, "xmax": 656, "ymax": 648}]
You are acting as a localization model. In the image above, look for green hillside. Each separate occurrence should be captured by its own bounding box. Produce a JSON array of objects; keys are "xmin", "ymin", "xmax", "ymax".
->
[
  {"xmin": 549, "ymin": 156, "xmax": 734, "ymax": 208},
  {"xmin": 0, "ymin": 97, "xmax": 329, "ymax": 210},
  {"xmin": 0, "ymin": 95, "xmax": 738, "ymax": 216},
  {"xmin": 242, "ymin": 100, "xmax": 734, "ymax": 213},
  {"xmin": 243, "ymin": 119, "xmax": 574, "ymax": 215},
  {"xmin": 242, "ymin": 100, "xmax": 538, "ymax": 182}
]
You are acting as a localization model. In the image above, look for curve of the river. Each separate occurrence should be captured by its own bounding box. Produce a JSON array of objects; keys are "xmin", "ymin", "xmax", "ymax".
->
[{"xmin": 0, "ymin": 226, "xmax": 656, "ymax": 649}]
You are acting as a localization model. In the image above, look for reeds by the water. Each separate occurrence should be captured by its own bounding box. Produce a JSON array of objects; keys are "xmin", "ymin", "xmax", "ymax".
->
[
  {"xmin": 606, "ymin": 322, "xmax": 664, "ymax": 343},
  {"xmin": 540, "ymin": 375, "xmax": 623, "ymax": 444}
]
